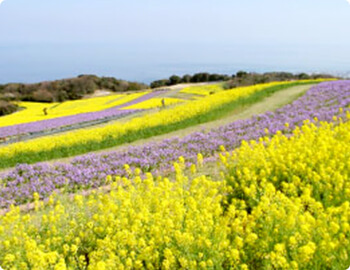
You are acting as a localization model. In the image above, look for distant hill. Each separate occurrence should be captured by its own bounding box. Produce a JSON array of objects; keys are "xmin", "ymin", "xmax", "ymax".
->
[
  {"xmin": 0, "ymin": 75, "xmax": 148, "ymax": 103},
  {"xmin": 0, "ymin": 75, "xmax": 149, "ymax": 116},
  {"xmin": 0, "ymin": 71, "xmax": 337, "ymax": 116}
]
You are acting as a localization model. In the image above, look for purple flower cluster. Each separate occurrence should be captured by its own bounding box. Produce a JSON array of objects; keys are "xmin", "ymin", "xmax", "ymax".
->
[
  {"xmin": 0, "ymin": 110, "xmax": 137, "ymax": 139},
  {"xmin": 0, "ymin": 91, "xmax": 164, "ymax": 138},
  {"xmin": 1, "ymin": 81, "xmax": 350, "ymax": 207}
]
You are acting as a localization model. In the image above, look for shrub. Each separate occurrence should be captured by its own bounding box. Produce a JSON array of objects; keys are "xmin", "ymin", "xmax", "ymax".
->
[
  {"xmin": 0, "ymin": 100, "xmax": 18, "ymax": 116},
  {"xmin": 32, "ymin": 89, "xmax": 55, "ymax": 102}
]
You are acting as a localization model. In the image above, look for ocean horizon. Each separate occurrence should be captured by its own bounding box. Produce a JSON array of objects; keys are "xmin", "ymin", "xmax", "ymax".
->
[{"xmin": 1, "ymin": 42, "xmax": 349, "ymax": 84}]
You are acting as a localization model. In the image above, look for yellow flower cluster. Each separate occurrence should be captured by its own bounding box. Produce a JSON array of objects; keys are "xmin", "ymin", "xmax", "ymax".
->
[
  {"xmin": 0, "ymin": 92, "xmax": 147, "ymax": 127},
  {"xmin": 180, "ymin": 84, "xmax": 225, "ymax": 96},
  {"xmin": 0, "ymin": 80, "xmax": 325, "ymax": 162},
  {"xmin": 123, "ymin": 98, "xmax": 184, "ymax": 110},
  {"xmin": 221, "ymin": 114, "xmax": 350, "ymax": 269},
  {"xmin": 1, "ymin": 115, "xmax": 350, "ymax": 269},
  {"xmin": 0, "ymin": 164, "xmax": 232, "ymax": 269}
]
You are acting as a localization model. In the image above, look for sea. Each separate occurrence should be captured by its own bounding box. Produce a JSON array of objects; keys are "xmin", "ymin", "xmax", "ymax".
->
[{"xmin": 1, "ymin": 42, "xmax": 349, "ymax": 84}]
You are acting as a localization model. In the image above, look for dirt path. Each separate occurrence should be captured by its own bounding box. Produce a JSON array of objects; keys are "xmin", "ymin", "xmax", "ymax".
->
[
  {"xmin": 1, "ymin": 82, "xmax": 218, "ymax": 142},
  {"xmin": 35, "ymin": 83, "xmax": 314, "ymax": 166},
  {"xmin": 0, "ymin": 89, "xmax": 187, "ymax": 146},
  {"xmin": 0, "ymin": 83, "xmax": 315, "ymax": 213}
]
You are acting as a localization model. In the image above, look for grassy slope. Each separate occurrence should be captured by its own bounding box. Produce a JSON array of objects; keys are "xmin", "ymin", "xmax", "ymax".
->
[
  {"xmin": 0, "ymin": 82, "xmax": 316, "ymax": 171},
  {"xmin": 58, "ymin": 82, "xmax": 316, "ymax": 153},
  {"xmin": 45, "ymin": 83, "xmax": 313, "ymax": 165}
]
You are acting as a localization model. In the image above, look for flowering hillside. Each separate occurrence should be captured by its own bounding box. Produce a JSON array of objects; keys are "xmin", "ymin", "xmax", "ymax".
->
[
  {"xmin": 0, "ymin": 79, "xmax": 349, "ymax": 269},
  {"xmin": 1, "ymin": 115, "xmax": 350, "ymax": 269}
]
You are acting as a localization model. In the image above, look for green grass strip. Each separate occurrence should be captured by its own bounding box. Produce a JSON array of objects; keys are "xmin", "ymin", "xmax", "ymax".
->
[{"xmin": 0, "ymin": 81, "xmax": 318, "ymax": 169}]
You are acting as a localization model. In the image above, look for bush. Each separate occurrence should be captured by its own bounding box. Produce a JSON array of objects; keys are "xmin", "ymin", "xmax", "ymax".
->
[
  {"xmin": 0, "ymin": 100, "xmax": 18, "ymax": 116},
  {"xmin": 32, "ymin": 89, "xmax": 55, "ymax": 102}
]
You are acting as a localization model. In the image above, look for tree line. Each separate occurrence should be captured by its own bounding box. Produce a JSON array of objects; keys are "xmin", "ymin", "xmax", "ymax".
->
[
  {"xmin": 0, "ymin": 75, "xmax": 148, "ymax": 103},
  {"xmin": 223, "ymin": 71, "xmax": 335, "ymax": 89},
  {"xmin": 0, "ymin": 72, "xmax": 336, "ymax": 116},
  {"xmin": 0, "ymin": 75, "xmax": 148, "ymax": 115},
  {"xmin": 150, "ymin": 71, "xmax": 335, "ymax": 89},
  {"xmin": 150, "ymin": 73, "xmax": 231, "ymax": 88}
]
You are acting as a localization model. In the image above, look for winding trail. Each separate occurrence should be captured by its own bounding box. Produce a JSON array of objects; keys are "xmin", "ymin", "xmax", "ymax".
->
[
  {"xmin": 0, "ymin": 83, "xmax": 314, "ymax": 175},
  {"xmin": 40, "ymin": 83, "xmax": 314, "ymax": 166},
  {"xmin": 0, "ymin": 83, "xmax": 206, "ymax": 145}
]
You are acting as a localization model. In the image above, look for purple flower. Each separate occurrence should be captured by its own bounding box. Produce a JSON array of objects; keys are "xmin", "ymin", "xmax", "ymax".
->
[
  {"xmin": 1, "ymin": 81, "xmax": 350, "ymax": 207},
  {"xmin": 0, "ymin": 91, "xmax": 165, "ymax": 138}
]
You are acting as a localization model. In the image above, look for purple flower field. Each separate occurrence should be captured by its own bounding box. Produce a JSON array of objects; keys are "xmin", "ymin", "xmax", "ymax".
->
[
  {"xmin": 0, "ymin": 91, "xmax": 165, "ymax": 138},
  {"xmin": 0, "ymin": 109, "xmax": 138, "ymax": 139},
  {"xmin": 1, "ymin": 81, "xmax": 350, "ymax": 207}
]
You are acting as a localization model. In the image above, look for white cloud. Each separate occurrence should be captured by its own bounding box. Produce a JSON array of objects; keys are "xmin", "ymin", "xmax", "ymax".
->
[
  {"xmin": 0, "ymin": 0, "xmax": 5, "ymax": 5},
  {"xmin": 347, "ymin": 0, "xmax": 350, "ymax": 4}
]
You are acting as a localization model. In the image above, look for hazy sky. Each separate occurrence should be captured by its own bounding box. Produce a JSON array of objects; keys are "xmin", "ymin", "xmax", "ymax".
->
[{"xmin": 1, "ymin": 0, "xmax": 350, "ymax": 83}]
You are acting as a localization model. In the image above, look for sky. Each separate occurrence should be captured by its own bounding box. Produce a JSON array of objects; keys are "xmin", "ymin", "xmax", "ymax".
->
[{"xmin": 0, "ymin": 0, "xmax": 350, "ymax": 83}]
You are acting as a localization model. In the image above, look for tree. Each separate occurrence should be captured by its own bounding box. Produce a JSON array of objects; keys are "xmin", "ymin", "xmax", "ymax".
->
[
  {"xmin": 168, "ymin": 75, "xmax": 182, "ymax": 85},
  {"xmin": 236, "ymin": 71, "xmax": 248, "ymax": 78},
  {"xmin": 181, "ymin": 74, "xmax": 192, "ymax": 83},
  {"xmin": 150, "ymin": 79, "xmax": 169, "ymax": 89},
  {"xmin": 191, "ymin": 73, "xmax": 210, "ymax": 83},
  {"xmin": 297, "ymin": 73, "xmax": 310, "ymax": 80}
]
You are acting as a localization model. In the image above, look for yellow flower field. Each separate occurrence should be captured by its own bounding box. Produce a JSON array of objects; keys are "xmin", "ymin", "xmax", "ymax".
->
[
  {"xmin": 180, "ymin": 84, "xmax": 225, "ymax": 96},
  {"xmin": 1, "ymin": 115, "xmax": 350, "ymax": 269},
  {"xmin": 0, "ymin": 80, "xmax": 326, "ymax": 163},
  {"xmin": 0, "ymin": 92, "xmax": 148, "ymax": 128}
]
